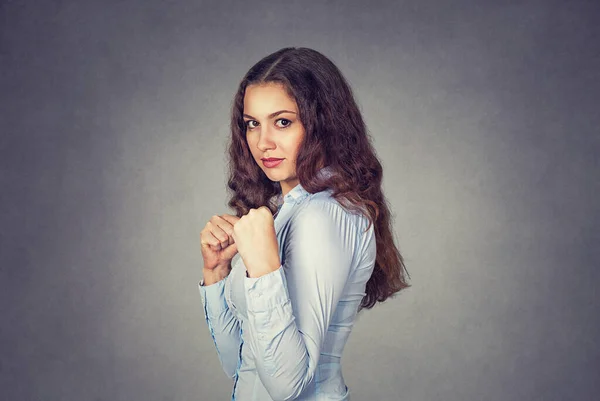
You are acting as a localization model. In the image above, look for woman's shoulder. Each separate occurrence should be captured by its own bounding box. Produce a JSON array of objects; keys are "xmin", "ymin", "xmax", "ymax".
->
[
  {"xmin": 296, "ymin": 189, "xmax": 370, "ymax": 232},
  {"xmin": 300, "ymin": 189, "xmax": 340, "ymax": 212}
]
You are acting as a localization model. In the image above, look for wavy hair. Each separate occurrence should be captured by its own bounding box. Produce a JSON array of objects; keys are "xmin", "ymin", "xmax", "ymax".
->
[{"xmin": 226, "ymin": 47, "xmax": 409, "ymax": 309}]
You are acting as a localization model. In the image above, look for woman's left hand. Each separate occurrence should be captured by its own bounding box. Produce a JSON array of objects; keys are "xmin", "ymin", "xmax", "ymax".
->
[{"xmin": 232, "ymin": 206, "xmax": 281, "ymax": 278}]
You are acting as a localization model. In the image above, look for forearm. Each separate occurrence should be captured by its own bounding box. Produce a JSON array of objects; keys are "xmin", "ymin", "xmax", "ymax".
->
[
  {"xmin": 244, "ymin": 267, "xmax": 317, "ymax": 401},
  {"xmin": 205, "ymin": 306, "xmax": 242, "ymax": 379},
  {"xmin": 199, "ymin": 266, "xmax": 242, "ymax": 378}
]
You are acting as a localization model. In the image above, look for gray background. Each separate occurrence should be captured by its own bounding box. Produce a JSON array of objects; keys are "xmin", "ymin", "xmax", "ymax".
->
[{"xmin": 1, "ymin": 1, "xmax": 599, "ymax": 400}]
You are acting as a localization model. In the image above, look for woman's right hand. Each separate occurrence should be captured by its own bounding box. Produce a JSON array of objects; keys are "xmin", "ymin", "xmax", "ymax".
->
[{"xmin": 200, "ymin": 214, "xmax": 241, "ymax": 270}]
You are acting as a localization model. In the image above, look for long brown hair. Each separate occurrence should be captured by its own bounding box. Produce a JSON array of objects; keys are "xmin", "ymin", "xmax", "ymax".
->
[{"xmin": 226, "ymin": 47, "xmax": 410, "ymax": 309}]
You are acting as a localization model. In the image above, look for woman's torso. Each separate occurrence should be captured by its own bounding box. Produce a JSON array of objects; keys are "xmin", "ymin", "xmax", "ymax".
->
[{"xmin": 224, "ymin": 186, "xmax": 376, "ymax": 401}]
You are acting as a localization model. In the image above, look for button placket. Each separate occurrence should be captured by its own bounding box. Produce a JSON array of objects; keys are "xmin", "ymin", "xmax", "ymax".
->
[{"xmin": 274, "ymin": 200, "xmax": 292, "ymax": 233}]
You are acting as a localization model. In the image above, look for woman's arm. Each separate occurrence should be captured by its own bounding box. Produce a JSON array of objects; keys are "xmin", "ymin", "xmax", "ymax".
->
[
  {"xmin": 199, "ymin": 266, "xmax": 242, "ymax": 379},
  {"xmin": 242, "ymin": 200, "xmax": 360, "ymax": 400}
]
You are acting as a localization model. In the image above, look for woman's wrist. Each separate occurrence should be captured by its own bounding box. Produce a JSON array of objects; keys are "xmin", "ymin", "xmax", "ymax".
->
[{"xmin": 202, "ymin": 264, "xmax": 231, "ymax": 286}]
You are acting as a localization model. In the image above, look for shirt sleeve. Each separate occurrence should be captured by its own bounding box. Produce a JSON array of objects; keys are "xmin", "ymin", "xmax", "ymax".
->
[
  {"xmin": 199, "ymin": 275, "xmax": 242, "ymax": 379},
  {"xmin": 243, "ymin": 200, "xmax": 359, "ymax": 401}
]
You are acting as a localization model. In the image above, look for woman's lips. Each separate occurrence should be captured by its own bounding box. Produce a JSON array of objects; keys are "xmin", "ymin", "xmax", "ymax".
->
[{"xmin": 262, "ymin": 159, "xmax": 283, "ymax": 168}]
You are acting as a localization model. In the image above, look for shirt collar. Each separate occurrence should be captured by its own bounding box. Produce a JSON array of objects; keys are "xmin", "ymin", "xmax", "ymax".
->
[{"xmin": 277, "ymin": 165, "xmax": 334, "ymax": 206}]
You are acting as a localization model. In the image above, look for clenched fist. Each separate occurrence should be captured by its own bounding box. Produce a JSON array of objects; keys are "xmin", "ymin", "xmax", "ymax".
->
[
  {"xmin": 231, "ymin": 206, "xmax": 281, "ymax": 278},
  {"xmin": 200, "ymin": 214, "xmax": 240, "ymax": 271}
]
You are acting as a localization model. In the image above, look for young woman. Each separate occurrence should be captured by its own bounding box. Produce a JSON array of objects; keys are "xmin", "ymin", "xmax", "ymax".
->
[{"xmin": 199, "ymin": 47, "xmax": 409, "ymax": 401}]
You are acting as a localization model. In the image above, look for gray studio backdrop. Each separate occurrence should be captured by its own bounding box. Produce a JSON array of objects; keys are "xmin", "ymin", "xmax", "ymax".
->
[{"xmin": 1, "ymin": 1, "xmax": 599, "ymax": 400}]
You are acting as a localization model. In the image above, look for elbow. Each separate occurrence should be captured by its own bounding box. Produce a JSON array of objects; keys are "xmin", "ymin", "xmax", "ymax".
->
[
  {"xmin": 219, "ymin": 353, "xmax": 239, "ymax": 380},
  {"xmin": 222, "ymin": 364, "xmax": 237, "ymax": 380},
  {"xmin": 260, "ymin": 365, "xmax": 313, "ymax": 401},
  {"xmin": 265, "ymin": 384, "xmax": 304, "ymax": 401},
  {"xmin": 215, "ymin": 346, "xmax": 239, "ymax": 379}
]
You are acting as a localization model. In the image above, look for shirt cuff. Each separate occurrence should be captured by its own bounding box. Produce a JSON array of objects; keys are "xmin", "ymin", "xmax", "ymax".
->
[
  {"xmin": 199, "ymin": 275, "xmax": 229, "ymax": 318},
  {"xmin": 243, "ymin": 265, "xmax": 290, "ymax": 311}
]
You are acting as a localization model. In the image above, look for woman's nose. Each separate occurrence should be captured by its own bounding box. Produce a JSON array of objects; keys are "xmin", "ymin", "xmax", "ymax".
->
[{"xmin": 256, "ymin": 126, "xmax": 276, "ymax": 151}]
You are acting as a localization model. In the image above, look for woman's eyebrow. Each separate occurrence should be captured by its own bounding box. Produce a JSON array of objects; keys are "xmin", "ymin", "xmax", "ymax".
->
[{"xmin": 243, "ymin": 110, "xmax": 297, "ymax": 119}]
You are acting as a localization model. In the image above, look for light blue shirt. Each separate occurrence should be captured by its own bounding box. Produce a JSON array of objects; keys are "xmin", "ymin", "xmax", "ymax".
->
[{"xmin": 199, "ymin": 166, "xmax": 377, "ymax": 401}]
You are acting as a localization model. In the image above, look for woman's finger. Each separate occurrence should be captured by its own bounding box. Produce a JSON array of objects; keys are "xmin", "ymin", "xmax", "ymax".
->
[
  {"xmin": 210, "ymin": 221, "xmax": 230, "ymax": 245},
  {"xmin": 213, "ymin": 215, "xmax": 238, "ymax": 244},
  {"xmin": 208, "ymin": 231, "xmax": 223, "ymax": 251},
  {"xmin": 206, "ymin": 216, "xmax": 231, "ymax": 244},
  {"xmin": 220, "ymin": 214, "xmax": 241, "ymax": 228}
]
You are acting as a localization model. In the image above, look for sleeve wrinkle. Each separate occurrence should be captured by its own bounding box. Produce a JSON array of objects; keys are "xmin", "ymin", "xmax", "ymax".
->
[{"xmin": 199, "ymin": 275, "xmax": 242, "ymax": 379}]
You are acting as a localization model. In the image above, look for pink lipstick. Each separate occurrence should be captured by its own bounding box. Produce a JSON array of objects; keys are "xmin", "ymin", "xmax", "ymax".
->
[{"xmin": 262, "ymin": 158, "xmax": 283, "ymax": 168}]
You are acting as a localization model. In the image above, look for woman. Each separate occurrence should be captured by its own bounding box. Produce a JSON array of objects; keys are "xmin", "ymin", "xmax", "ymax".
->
[{"xmin": 199, "ymin": 47, "xmax": 409, "ymax": 401}]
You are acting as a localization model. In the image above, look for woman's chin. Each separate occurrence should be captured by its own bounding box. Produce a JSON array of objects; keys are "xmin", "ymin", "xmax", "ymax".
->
[{"xmin": 262, "ymin": 171, "xmax": 281, "ymax": 182}]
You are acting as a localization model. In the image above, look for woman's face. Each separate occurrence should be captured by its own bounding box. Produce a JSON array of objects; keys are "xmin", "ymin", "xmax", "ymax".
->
[{"xmin": 243, "ymin": 82, "xmax": 305, "ymax": 197}]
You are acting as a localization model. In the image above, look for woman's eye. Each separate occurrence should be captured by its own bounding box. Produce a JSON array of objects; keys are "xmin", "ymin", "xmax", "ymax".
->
[
  {"xmin": 245, "ymin": 120, "xmax": 258, "ymax": 129},
  {"xmin": 275, "ymin": 118, "xmax": 291, "ymax": 128}
]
